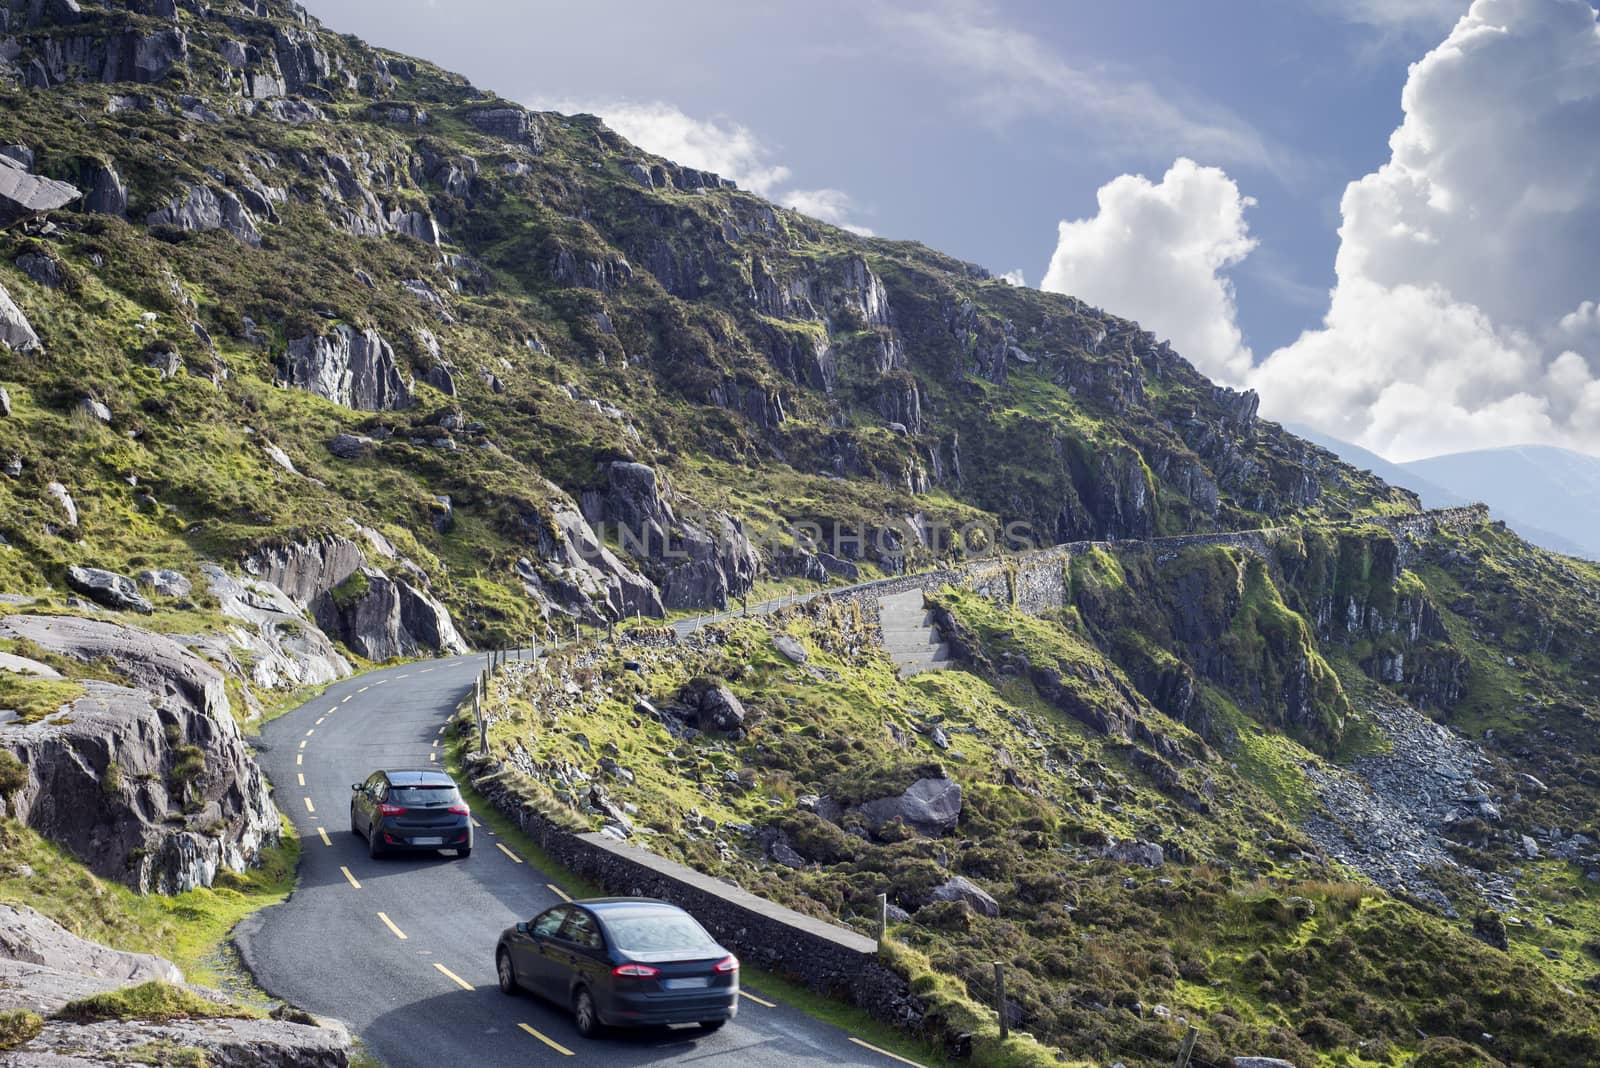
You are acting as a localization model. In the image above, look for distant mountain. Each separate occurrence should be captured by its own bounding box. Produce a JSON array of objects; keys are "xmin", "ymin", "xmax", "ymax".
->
[{"xmin": 1288, "ymin": 425, "xmax": 1599, "ymax": 559}]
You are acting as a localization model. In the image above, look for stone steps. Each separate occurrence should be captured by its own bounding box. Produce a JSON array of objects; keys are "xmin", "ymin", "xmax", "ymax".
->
[{"xmin": 877, "ymin": 589, "xmax": 951, "ymax": 676}]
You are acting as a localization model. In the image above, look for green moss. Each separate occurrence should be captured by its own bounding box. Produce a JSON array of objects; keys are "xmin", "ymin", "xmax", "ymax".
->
[
  {"xmin": 0, "ymin": 673, "xmax": 86, "ymax": 724},
  {"xmin": 0, "ymin": 1010, "xmax": 42, "ymax": 1052},
  {"xmin": 57, "ymin": 981, "xmax": 257, "ymax": 1024}
]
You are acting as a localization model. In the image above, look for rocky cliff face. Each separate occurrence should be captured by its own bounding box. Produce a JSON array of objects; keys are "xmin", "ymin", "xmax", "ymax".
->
[{"xmin": 0, "ymin": 615, "xmax": 277, "ymax": 894}]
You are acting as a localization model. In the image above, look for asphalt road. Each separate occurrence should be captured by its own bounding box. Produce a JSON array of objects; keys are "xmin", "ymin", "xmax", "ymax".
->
[{"xmin": 240, "ymin": 652, "xmax": 912, "ymax": 1068}]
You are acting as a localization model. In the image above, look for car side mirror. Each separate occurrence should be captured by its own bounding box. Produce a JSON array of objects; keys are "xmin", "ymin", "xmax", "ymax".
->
[
  {"xmin": 351, "ymin": 784, "xmax": 362, "ymax": 792},
  {"xmin": 516, "ymin": 921, "xmax": 529, "ymax": 934}
]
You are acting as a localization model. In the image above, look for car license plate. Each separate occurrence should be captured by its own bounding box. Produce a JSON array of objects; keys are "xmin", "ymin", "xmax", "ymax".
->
[
  {"xmin": 412, "ymin": 836, "xmax": 443, "ymax": 845},
  {"xmin": 663, "ymin": 977, "xmax": 709, "ymax": 990}
]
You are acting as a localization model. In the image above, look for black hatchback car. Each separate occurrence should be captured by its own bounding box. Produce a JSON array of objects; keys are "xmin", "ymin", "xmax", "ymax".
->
[
  {"xmin": 350, "ymin": 769, "xmax": 472, "ymax": 858},
  {"xmin": 495, "ymin": 898, "xmax": 738, "ymax": 1037}
]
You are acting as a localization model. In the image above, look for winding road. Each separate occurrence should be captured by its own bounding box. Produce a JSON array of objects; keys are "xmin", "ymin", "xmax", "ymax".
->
[{"xmin": 239, "ymin": 651, "xmax": 913, "ymax": 1068}]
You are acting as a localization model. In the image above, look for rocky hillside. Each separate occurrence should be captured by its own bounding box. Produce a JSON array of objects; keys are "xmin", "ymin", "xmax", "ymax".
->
[{"xmin": 470, "ymin": 510, "xmax": 1600, "ymax": 1067}]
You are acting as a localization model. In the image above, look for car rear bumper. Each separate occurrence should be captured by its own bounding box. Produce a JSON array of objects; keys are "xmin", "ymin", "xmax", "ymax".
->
[
  {"xmin": 601, "ymin": 987, "xmax": 739, "ymax": 1026},
  {"xmin": 377, "ymin": 825, "xmax": 472, "ymax": 850}
]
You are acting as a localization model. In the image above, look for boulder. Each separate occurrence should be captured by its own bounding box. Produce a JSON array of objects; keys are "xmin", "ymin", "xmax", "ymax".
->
[
  {"xmin": 0, "ymin": 615, "xmax": 276, "ymax": 894},
  {"xmin": 465, "ymin": 105, "xmax": 533, "ymax": 140},
  {"xmin": 0, "ymin": 282, "xmax": 41, "ymax": 352},
  {"xmin": 0, "ymin": 387, "xmax": 10, "ymax": 417},
  {"xmin": 77, "ymin": 159, "xmax": 125, "ymax": 216},
  {"xmin": 679, "ymin": 678, "xmax": 747, "ymax": 733},
  {"xmin": 315, "ymin": 566, "xmax": 469, "ymax": 661},
  {"xmin": 15, "ymin": 251, "xmax": 63, "ymax": 289},
  {"xmin": 18, "ymin": 1014, "xmax": 354, "ymax": 1067},
  {"xmin": 327, "ymin": 433, "xmax": 376, "ymax": 459},
  {"xmin": 76, "ymin": 396, "xmax": 110, "ymax": 423},
  {"xmin": 0, "ymin": 154, "xmax": 80, "ymax": 227},
  {"xmin": 858, "ymin": 776, "xmax": 963, "ymax": 836},
  {"xmin": 197, "ymin": 566, "xmax": 350, "ymax": 691},
  {"xmin": 45, "ymin": 481, "xmax": 76, "ymax": 527},
  {"xmin": 1102, "ymin": 840, "xmax": 1165, "ymax": 869},
  {"xmin": 146, "ymin": 183, "xmax": 261, "ymax": 246},
  {"xmin": 773, "ymin": 634, "xmax": 808, "ymax": 664},
  {"xmin": 64, "ymin": 566, "xmax": 153, "ymax": 613},
  {"xmin": 133, "ymin": 568, "xmax": 190, "ymax": 599},
  {"xmin": 283, "ymin": 325, "xmax": 412, "ymax": 411},
  {"xmin": 927, "ymin": 875, "xmax": 999, "ymax": 918},
  {"xmin": 262, "ymin": 441, "xmax": 297, "ymax": 474},
  {"xmin": 0, "ymin": 904, "xmax": 181, "ymax": 1010}
]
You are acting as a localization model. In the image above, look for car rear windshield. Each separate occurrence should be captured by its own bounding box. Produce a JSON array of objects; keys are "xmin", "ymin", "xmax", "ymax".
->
[
  {"xmin": 388, "ymin": 786, "xmax": 459, "ymax": 805},
  {"xmin": 603, "ymin": 912, "xmax": 719, "ymax": 954}
]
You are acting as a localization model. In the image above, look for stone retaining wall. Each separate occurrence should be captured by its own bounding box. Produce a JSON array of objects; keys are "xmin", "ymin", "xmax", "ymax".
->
[{"xmin": 464, "ymin": 760, "xmax": 928, "ymax": 1034}]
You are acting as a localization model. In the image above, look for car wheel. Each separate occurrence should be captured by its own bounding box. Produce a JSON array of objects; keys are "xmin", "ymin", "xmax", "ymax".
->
[
  {"xmin": 496, "ymin": 950, "xmax": 518, "ymax": 995},
  {"xmin": 455, "ymin": 846, "xmax": 472, "ymax": 859},
  {"xmin": 699, "ymin": 1020, "xmax": 726, "ymax": 1032},
  {"xmin": 573, "ymin": 987, "xmax": 601, "ymax": 1038},
  {"xmin": 368, "ymin": 828, "xmax": 385, "ymax": 860}
]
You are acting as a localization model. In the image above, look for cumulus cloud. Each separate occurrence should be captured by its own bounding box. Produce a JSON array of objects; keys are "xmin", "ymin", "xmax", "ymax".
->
[
  {"xmin": 1250, "ymin": 0, "xmax": 1600, "ymax": 461},
  {"xmin": 1041, "ymin": 158, "xmax": 1257, "ymax": 385},
  {"xmin": 529, "ymin": 97, "xmax": 872, "ymax": 234},
  {"xmin": 999, "ymin": 269, "xmax": 1026, "ymax": 287}
]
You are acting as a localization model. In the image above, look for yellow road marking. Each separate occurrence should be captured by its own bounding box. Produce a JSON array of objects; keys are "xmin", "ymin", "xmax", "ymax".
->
[
  {"xmin": 315, "ymin": 717, "xmax": 325, "ymax": 726},
  {"xmin": 375, "ymin": 679, "xmax": 387, "ymax": 685},
  {"xmin": 433, "ymin": 963, "xmax": 472, "ymax": 991},
  {"xmin": 305, "ymin": 728, "xmax": 314, "ymax": 737},
  {"xmin": 432, "ymin": 739, "xmax": 439, "ymax": 748},
  {"xmin": 297, "ymin": 773, "xmax": 305, "ymax": 787},
  {"xmin": 420, "ymin": 668, "xmax": 434, "ymax": 674},
  {"xmin": 739, "ymin": 989, "xmax": 777, "ymax": 1008},
  {"xmin": 339, "ymin": 866, "xmax": 361, "ymax": 889},
  {"xmin": 298, "ymin": 740, "xmax": 307, "ymax": 750},
  {"xmin": 470, "ymin": 817, "xmax": 481, "ymax": 828},
  {"xmin": 436, "ymin": 725, "xmax": 446, "ymax": 735},
  {"xmin": 342, "ymin": 695, "xmax": 352, "ymax": 703},
  {"xmin": 303, "ymin": 797, "xmax": 315, "ymax": 813},
  {"xmin": 848, "ymin": 1038, "xmax": 925, "ymax": 1068},
  {"xmin": 316, "ymin": 828, "xmax": 331, "ymax": 847},
  {"xmin": 328, "ymin": 707, "xmax": 337, "ymax": 714},
  {"xmin": 397, "ymin": 673, "xmax": 410, "ymax": 679},
  {"xmin": 377, "ymin": 912, "xmax": 407, "ymax": 940},
  {"xmin": 546, "ymin": 883, "xmax": 571, "ymax": 902},
  {"xmin": 518, "ymin": 1023, "xmax": 574, "ymax": 1056},
  {"xmin": 359, "ymin": 685, "xmax": 370, "ymax": 693},
  {"xmin": 428, "ymin": 752, "xmax": 438, "ymax": 763},
  {"xmin": 496, "ymin": 842, "xmax": 523, "ymax": 864},
  {"xmin": 296, "ymin": 754, "xmax": 303, "ymax": 766}
]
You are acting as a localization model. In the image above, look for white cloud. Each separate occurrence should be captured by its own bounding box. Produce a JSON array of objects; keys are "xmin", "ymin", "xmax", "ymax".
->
[
  {"xmin": 874, "ymin": 0, "xmax": 1290, "ymax": 176},
  {"xmin": 1250, "ymin": 0, "xmax": 1600, "ymax": 461},
  {"xmin": 1319, "ymin": 0, "xmax": 1468, "ymax": 31},
  {"xmin": 529, "ymin": 97, "xmax": 872, "ymax": 234},
  {"xmin": 1041, "ymin": 158, "xmax": 1257, "ymax": 385},
  {"xmin": 999, "ymin": 269, "xmax": 1026, "ymax": 287}
]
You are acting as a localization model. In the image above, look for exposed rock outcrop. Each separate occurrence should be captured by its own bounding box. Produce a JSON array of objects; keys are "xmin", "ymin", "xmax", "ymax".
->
[
  {"xmin": 0, "ymin": 282, "xmax": 40, "ymax": 352},
  {"xmin": 515, "ymin": 495, "xmax": 664, "ymax": 623},
  {"xmin": 242, "ymin": 531, "xmax": 466, "ymax": 660},
  {"xmin": 146, "ymin": 183, "xmax": 261, "ymax": 245},
  {"xmin": 925, "ymin": 875, "xmax": 999, "ymax": 918},
  {"xmin": 79, "ymin": 159, "xmax": 127, "ymax": 216},
  {"xmin": 0, "ymin": 906, "xmax": 352, "ymax": 1066},
  {"xmin": 282, "ymin": 325, "xmax": 413, "ymax": 411},
  {"xmin": 0, "ymin": 153, "xmax": 79, "ymax": 227},
  {"xmin": 194, "ymin": 565, "xmax": 352, "ymax": 691},
  {"xmin": 581, "ymin": 461, "xmax": 757, "ymax": 611},
  {"xmin": 63, "ymin": 565, "xmax": 152, "ymax": 613},
  {"xmin": 0, "ymin": 615, "xmax": 277, "ymax": 894}
]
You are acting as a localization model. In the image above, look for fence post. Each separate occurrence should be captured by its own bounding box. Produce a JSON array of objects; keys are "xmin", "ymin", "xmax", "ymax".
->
[
  {"xmin": 1174, "ymin": 1025, "xmax": 1199, "ymax": 1068},
  {"xmin": 993, "ymin": 961, "xmax": 1008, "ymax": 1040}
]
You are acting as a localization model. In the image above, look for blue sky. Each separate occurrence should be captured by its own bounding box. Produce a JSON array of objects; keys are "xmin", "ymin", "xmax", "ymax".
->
[{"xmin": 302, "ymin": 1, "xmax": 1600, "ymax": 462}]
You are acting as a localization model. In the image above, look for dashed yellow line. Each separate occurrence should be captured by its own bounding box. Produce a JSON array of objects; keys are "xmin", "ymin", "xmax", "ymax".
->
[
  {"xmin": 304, "ymin": 728, "xmax": 315, "ymax": 737},
  {"xmin": 428, "ymin": 752, "xmax": 438, "ymax": 763},
  {"xmin": 470, "ymin": 817, "xmax": 482, "ymax": 828},
  {"xmin": 496, "ymin": 842, "xmax": 523, "ymax": 864},
  {"xmin": 303, "ymin": 797, "xmax": 315, "ymax": 813},
  {"xmin": 397, "ymin": 673, "xmax": 410, "ymax": 679},
  {"xmin": 297, "ymin": 773, "xmax": 305, "ymax": 787},
  {"xmin": 359, "ymin": 685, "xmax": 370, "ymax": 693},
  {"xmin": 298, "ymin": 740, "xmax": 307, "ymax": 750},
  {"xmin": 436, "ymin": 725, "xmax": 446, "ymax": 735},
  {"xmin": 848, "ymin": 1038, "xmax": 925, "ymax": 1068},
  {"xmin": 433, "ymin": 963, "xmax": 472, "ymax": 991},
  {"xmin": 339, "ymin": 866, "xmax": 361, "ymax": 889},
  {"xmin": 419, "ymin": 668, "xmax": 434, "ymax": 674},
  {"xmin": 342, "ymin": 695, "xmax": 352, "ymax": 703},
  {"xmin": 315, "ymin": 717, "xmax": 325, "ymax": 726},
  {"xmin": 739, "ymin": 989, "xmax": 777, "ymax": 1008},
  {"xmin": 327, "ymin": 707, "xmax": 337, "ymax": 715},
  {"xmin": 316, "ymin": 828, "xmax": 331, "ymax": 847},
  {"xmin": 375, "ymin": 679, "xmax": 387, "ymax": 686},
  {"xmin": 546, "ymin": 883, "xmax": 571, "ymax": 902},
  {"xmin": 296, "ymin": 754, "xmax": 303, "ymax": 766},
  {"xmin": 518, "ymin": 1022, "xmax": 574, "ymax": 1056},
  {"xmin": 377, "ymin": 912, "xmax": 407, "ymax": 940}
]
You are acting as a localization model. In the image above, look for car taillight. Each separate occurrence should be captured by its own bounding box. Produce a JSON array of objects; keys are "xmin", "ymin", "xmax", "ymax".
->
[
  {"xmin": 448, "ymin": 802, "xmax": 470, "ymax": 815},
  {"xmin": 378, "ymin": 803, "xmax": 407, "ymax": 816},
  {"xmin": 713, "ymin": 956, "xmax": 739, "ymax": 974},
  {"xmin": 612, "ymin": 963, "xmax": 660, "ymax": 978}
]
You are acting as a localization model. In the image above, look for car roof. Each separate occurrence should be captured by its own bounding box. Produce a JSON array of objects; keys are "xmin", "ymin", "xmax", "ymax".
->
[
  {"xmin": 574, "ymin": 898, "xmax": 690, "ymax": 914},
  {"xmin": 381, "ymin": 769, "xmax": 457, "ymax": 786}
]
